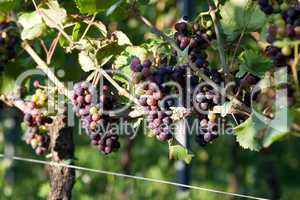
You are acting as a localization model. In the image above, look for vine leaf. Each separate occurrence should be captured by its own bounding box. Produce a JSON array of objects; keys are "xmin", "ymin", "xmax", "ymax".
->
[
  {"xmin": 220, "ymin": 0, "xmax": 266, "ymax": 41},
  {"xmin": 234, "ymin": 114, "xmax": 264, "ymax": 151},
  {"xmin": 169, "ymin": 141, "xmax": 194, "ymax": 164},
  {"xmin": 236, "ymin": 50, "xmax": 272, "ymax": 78},
  {"xmin": 40, "ymin": 0, "xmax": 67, "ymax": 28},
  {"xmin": 75, "ymin": 0, "xmax": 118, "ymax": 15},
  {"xmin": 113, "ymin": 31, "xmax": 132, "ymax": 46},
  {"xmin": 91, "ymin": 21, "xmax": 107, "ymax": 37},
  {"xmin": 114, "ymin": 46, "xmax": 147, "ymax": 87},
  {"xmin": 18, "ymin": 11, "xmax": 46, "ymax": 40},
  {"xmin": 78, "ymin": 51, "xmax": 96, "ymax": 72},
  {"xmin": 235, "ymin": 106, "xmax": 293, "ymax": 151},
  {"xmin": 0, "ymin": 0, "xmax": 20, "ymax": 12}
]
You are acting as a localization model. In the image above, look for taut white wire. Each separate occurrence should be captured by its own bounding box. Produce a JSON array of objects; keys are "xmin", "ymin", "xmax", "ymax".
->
[{"xmin": 0, "ymin": 153, "xmax": 269, "ymax": 200}]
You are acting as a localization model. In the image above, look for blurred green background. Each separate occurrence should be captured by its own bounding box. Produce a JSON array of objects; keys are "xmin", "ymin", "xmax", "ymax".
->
[{"xmin": 0, "ymin": 0, "xmax": 300, "ymax": 200}]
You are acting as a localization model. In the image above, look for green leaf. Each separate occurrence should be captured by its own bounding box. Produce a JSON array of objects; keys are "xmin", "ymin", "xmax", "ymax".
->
[
  {"xmin": 75, "ymin": 0, "xmax": 118, "ymax": 15},
  {"xmin": 262, "ymin": 107, "xmax": 291, "ymax": 148},
  {"xmin": 113, "ymin": 31, "xmax": 132, "ymax": 46},
  {"xmin": 113, "ymin": 46, "xmax": 147, "ymax": 84},
  {"xmin": 78, "ymin": 51, "xmax": 96, "ymax": 72},
  {"xmin": 100, "ymin": 55, "xmax": 113, "ymax": 67},
  {"xmin": 91, "ymin": 21, "xmax": 107, "ymax": 37},
  {"xmin": 18, "ymin": 11, "xmax": 46, "ymax": 40},
  {"xmin": 0, "ymin": 0, "xmax": 20, "ymax": 12},
  {"xmin": 169, "ymin": 144, "xmax": 194, "ymax": 164},
  {"xmin": 220, "ymin": 0, "xmax": 266, "ymax": 41},
  {"xmin": 235, "ymin": 105, "xmax": 292, "ymax": 151},
  {"xmin": 40, "ymin": 0, "xmax": 67, "ymax": 28},
  {"xmin": 234, "ymin": 114, "xmax": 264, "ymax": 151},
  {"xmin": 72, "ymin": 23, "xmax": 81, "ymax": 41},
  {"xmin": 237, "ymin": 50, "xmax": 272, "ymax": 78}
]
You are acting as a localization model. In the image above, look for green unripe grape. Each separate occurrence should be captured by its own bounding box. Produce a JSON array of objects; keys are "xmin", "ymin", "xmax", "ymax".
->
[
  {"xmin": 206, "ymin": 20, "xmax": 213, "ymax": 28},
  {"xmin": 39, "ymin": 125, "xmax": 48, "ymax": 134},
  {"xmin": 31, "ymin": 139, "xmax": 38, "ymax": 149},
  {"xmin": 206, "ymin": 30, "xmax": 212, "ymax": 36},
  {"xmin": 40, "ymin": 93, "xmax": 47, "ymax": 102},
  {"xmin": 275, "ymin": 18, "xmax": 285, "ymax": 28},
  {"xmin": 32, "ymin": 94, "xmax": 39, "ymax": 102},
  {"xmin": 133, "ymin": 72, "xmax": 143, "ymax": 84},
  {"xmin": 281, "ymin": 46, "xmax": 292, "ymax": 56},
  {"xmin": 89, "ymin": 106, "xmax": 98, "ymax": 115},
  {"xmin": 36, "ymin": 89, "xmax": 43, "ymax": 95},
  {"xmin": 280, "ymin": 3, "xmax": 289, "ymax": 12},
  {"xmin": 273, "ymin": 4, "xmax": 280, "ymax": 13}
]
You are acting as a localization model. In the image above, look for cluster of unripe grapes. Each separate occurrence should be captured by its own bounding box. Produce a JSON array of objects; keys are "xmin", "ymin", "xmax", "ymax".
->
[
  {"xmin": 72, "ymin": 82, "xmax": 120, "ymax": 154},
  {"xmin": 261, "ymin": 2, "xmax": 300, "ymax": 67},
  {"xmin": 23, "ymin": 82, "xmax": 53, "ymax": 155},
  {"xmin": 0, "ymin": 17, "xmax": 18, "ymax": 71},
  {"xmin": 194, "ymin": 70, "xmax": 222, "ymax": 146},
  {"xmin": 174, "ymin": 20, "xmax": 213, "ymax": 69}
]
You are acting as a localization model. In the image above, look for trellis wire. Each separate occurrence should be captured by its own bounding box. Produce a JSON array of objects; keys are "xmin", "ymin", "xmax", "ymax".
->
[{"xmin": 0, "ymin": 153, "xmax": 269, "ymax": 200}]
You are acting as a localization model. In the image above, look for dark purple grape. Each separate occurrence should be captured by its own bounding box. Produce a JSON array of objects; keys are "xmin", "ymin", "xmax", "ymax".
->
[{"xmin": 143, "ymin": 59, "xmax": 152, "ymax": 68}]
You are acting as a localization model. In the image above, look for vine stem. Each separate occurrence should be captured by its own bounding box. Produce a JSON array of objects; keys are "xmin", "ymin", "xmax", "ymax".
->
[
  {"xmin": 207, "ymin": 0, "xmax": 228, "ymax": 82},
  {"xmin": 135, "ymin": 12, "xmax": 182, "ymax": 55},
  {"xmin": 79, "ymin": 13, "xmax": 96, "ymax": 41},
  {"xmin": 0, "ymin": 95, "xmax": 29, "ymax": 113},
  {"xmin": 22, "ymin": 41, "xmax": 73, "ymax": 99},
  {"xmin": 230, "ymin": 31, "xmax": 245, "ymax": 69},
  {"xmin": 99, "ymin": 68, "xmax": 140, "ymax": 106}
]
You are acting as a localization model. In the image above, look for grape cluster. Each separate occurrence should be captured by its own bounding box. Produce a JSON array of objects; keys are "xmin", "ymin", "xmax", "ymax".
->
[
  {"xmin": 21, "ymin": 82, "xmax": 54, "ymax": 155},
  {"xmin": 23, "ymin": 112, "xmax": 52, "ymax": 155},
  {"xmin": 174, "ymin": 21, "xmax": 213, "ymax": 69},
  {"xmin": 194, "ymin": 69, "xmax": 222, "ymax": 146},
  {"xmin": 0, "ymin": 18, "xmax": 18, "ymax": 71},
  {"xmin": 262, "ymin": 2, "xmax": 300, "ymax": 67},
  {"xmin": 72, "ymin": 82, "xmax": 120, "ymax": 154},
  {"xmin": 131, "ymin": 58, "xmax": 190, "ymax": 141}
]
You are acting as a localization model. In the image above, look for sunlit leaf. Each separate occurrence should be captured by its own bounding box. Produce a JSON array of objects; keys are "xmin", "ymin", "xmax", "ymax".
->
[
  {"xmin": 40, "ymin": 0, "xmax": 67, "ymax": 28},
  {"xmin": 220, "ymin": 0, "xmax": 266, "ymax": 41},
  {"xmin": 18, "ymin": 11, "xmax": 46, "ymax": 40},
  {"xmin": 78, "ymin": 51, "xmax": 96, "ymax": 72}
]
